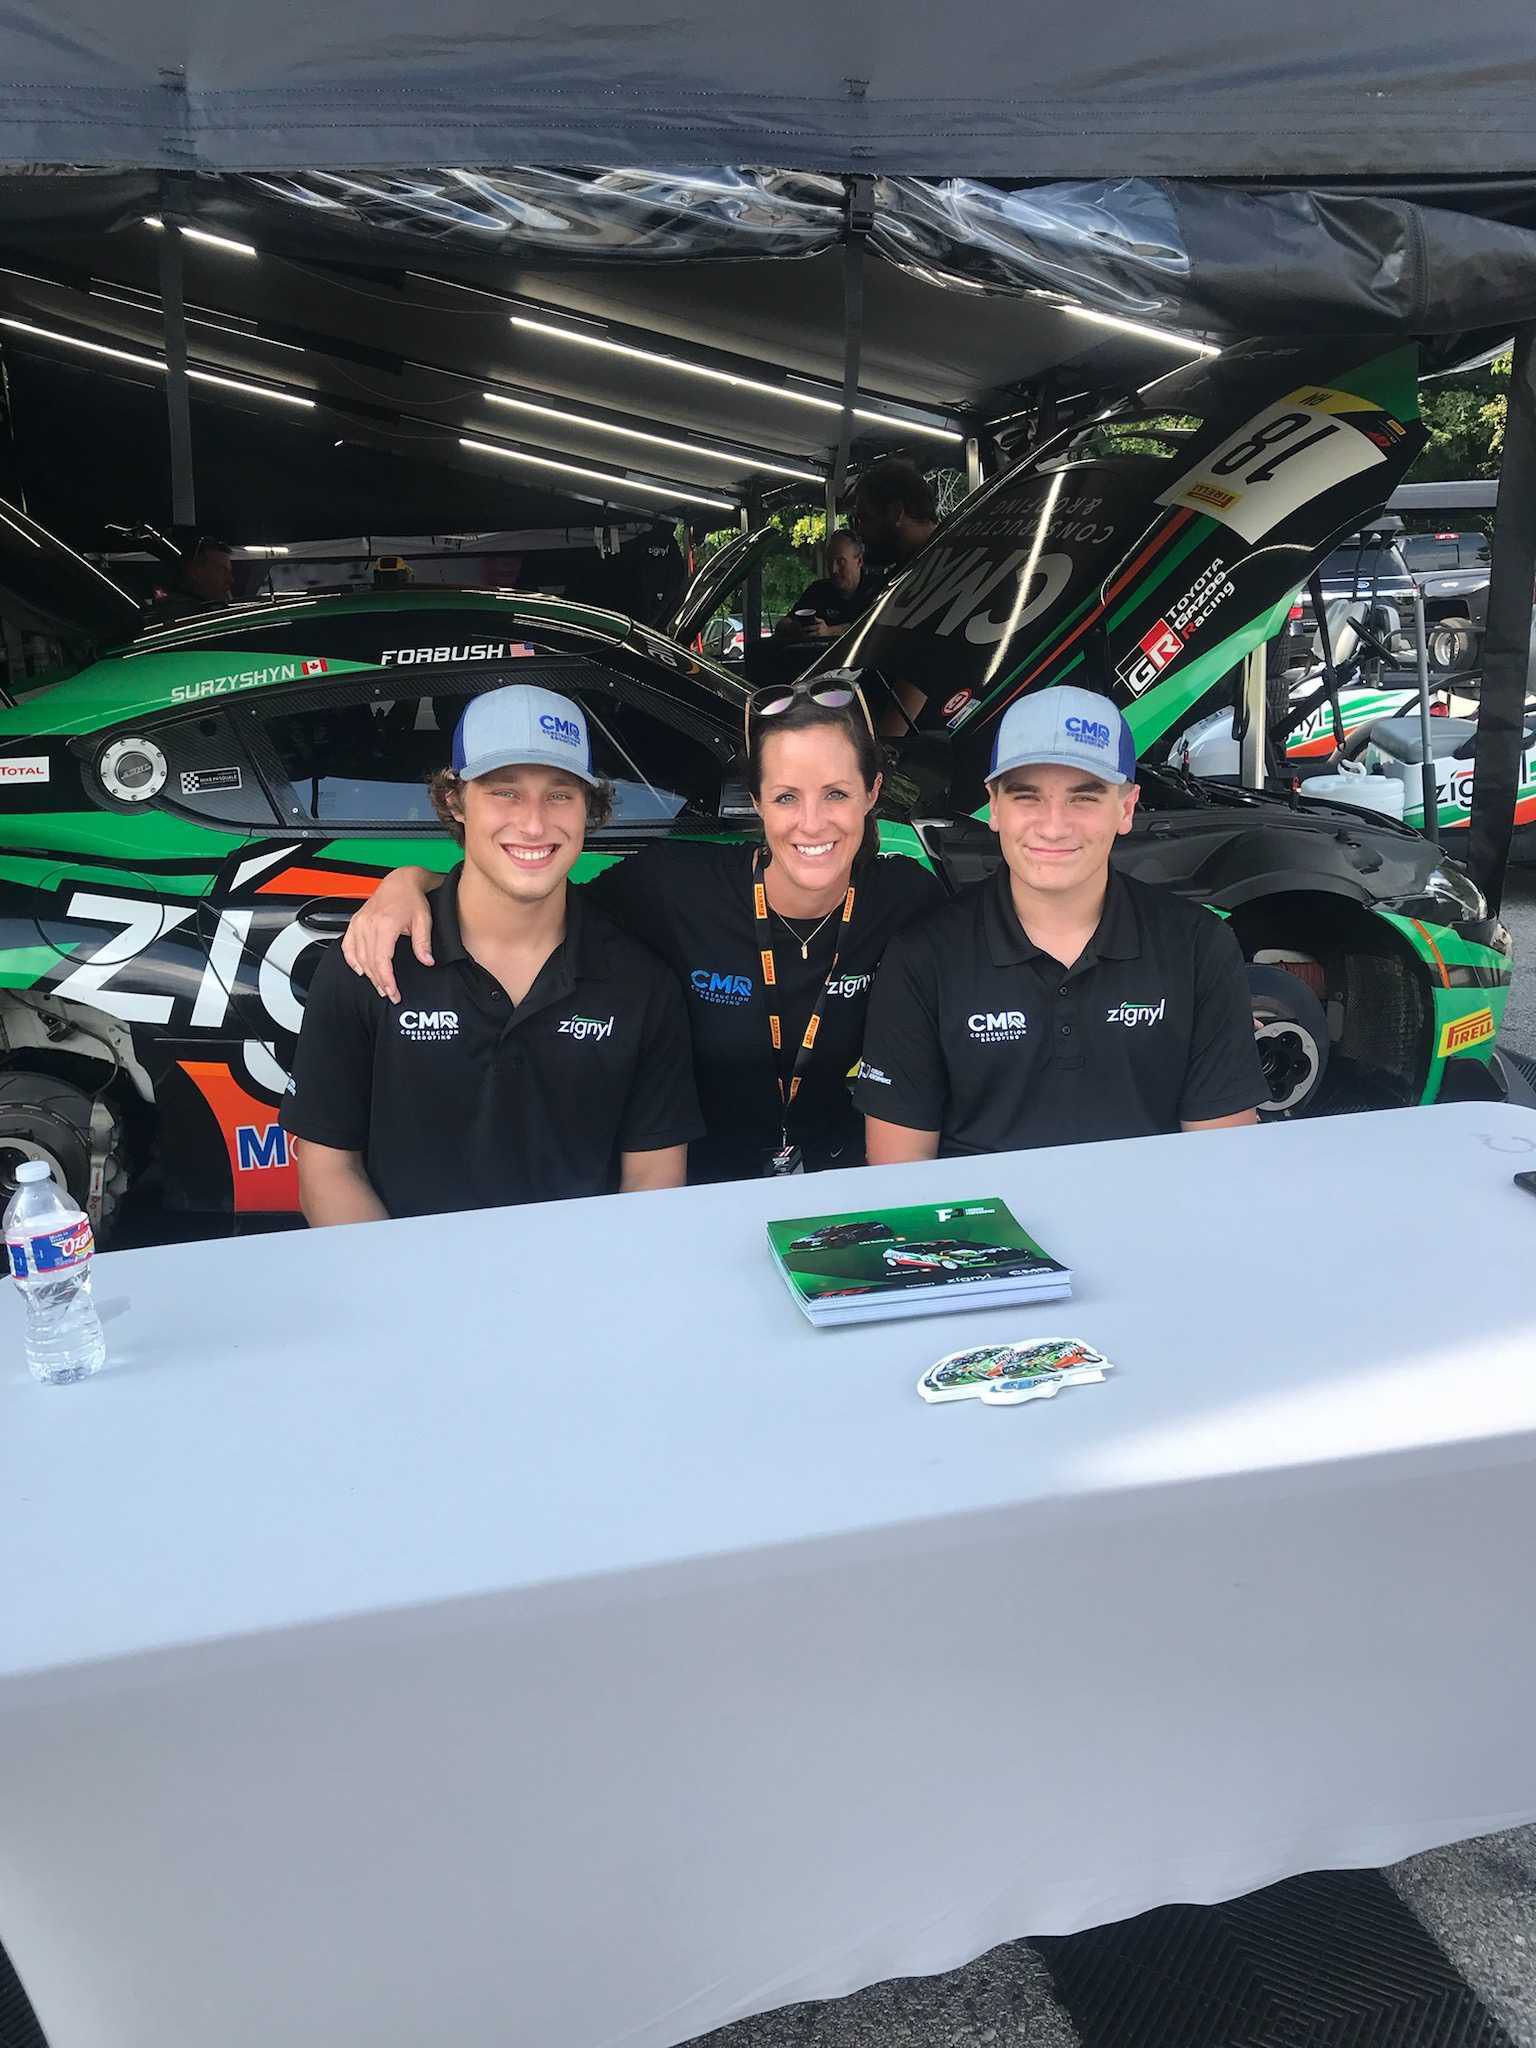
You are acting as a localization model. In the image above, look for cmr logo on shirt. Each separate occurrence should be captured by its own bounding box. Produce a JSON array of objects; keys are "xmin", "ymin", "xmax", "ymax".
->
[
  {"xmin": 967, "ymin": 1009, "xmax": 1028, "ymax": 1043},
  {"xmin": 690, "ymin": 968, "xmax": 753, "ymax": 1006},
  {"xmin": 399, "ymin": 1008, "xmax": 460, "ymax": 1042},
  {"xmin": 1106, "ymin": 998, "xmax": 1166, "ymax": 1028},
  {"xmin": 558, "ymin": 1013, "xmax": 613, "ymax": 1042},
  {"xmin": 1065, "ymin": 714, "xmax": 1111, "ymax": 748}
]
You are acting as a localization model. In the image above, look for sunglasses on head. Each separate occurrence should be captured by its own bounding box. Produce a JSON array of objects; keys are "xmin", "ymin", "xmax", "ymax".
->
[{"xmin": 745, "ymin": 675, "xmax": 876, "ymax": 745}]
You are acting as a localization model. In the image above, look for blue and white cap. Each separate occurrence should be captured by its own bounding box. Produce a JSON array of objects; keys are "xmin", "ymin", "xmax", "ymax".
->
[
  {"xmin": 450, "ymin": 684, "xmax": 601, "ymax": 788},
  {"xmin": 987, "ymin": 685, "xmax": 1137, "ymax": 787}
]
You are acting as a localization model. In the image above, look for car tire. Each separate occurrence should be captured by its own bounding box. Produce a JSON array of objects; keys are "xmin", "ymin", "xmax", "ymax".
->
[
  {"xmin": 1246, "ymin": 964, "xmax": 1330, "ymax": 1118},
  {"xmin": 0, "ymin": 1071, "xmax": 125, "ymax": 1249},
  {"xmin": 1428, "ymin": 617, "xmax": 1476, "ymax": 673}
]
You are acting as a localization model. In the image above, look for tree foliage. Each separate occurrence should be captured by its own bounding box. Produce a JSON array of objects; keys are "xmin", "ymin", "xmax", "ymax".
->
[{"xmin": 1410, "ymin": 355, "xmax": 1510, "ymax": 481}]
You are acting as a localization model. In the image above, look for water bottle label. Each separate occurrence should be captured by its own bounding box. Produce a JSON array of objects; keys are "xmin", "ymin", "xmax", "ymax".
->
[{"xmin": 6, "ymin": 1218, "xmax": 94, "ymax": 1280}]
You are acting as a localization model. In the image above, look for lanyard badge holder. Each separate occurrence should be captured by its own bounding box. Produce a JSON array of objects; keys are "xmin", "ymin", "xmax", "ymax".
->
[{"xmin": 753, "ymin": 851, "xmax": 856, "ymax": 1176}]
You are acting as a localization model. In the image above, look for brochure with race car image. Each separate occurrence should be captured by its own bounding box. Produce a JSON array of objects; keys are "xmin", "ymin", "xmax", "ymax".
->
[{"xmin": 766, "ymin": 1197, "xmax": 1070, "ymax": 1326}]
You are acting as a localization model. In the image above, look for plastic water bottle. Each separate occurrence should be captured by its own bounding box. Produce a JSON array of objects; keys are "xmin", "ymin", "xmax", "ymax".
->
[{"xmin": 5, "ymin": 1162, "xmax": 106, "ymax": 1384}]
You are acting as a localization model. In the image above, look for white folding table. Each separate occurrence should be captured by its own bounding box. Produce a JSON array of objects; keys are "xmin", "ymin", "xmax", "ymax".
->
[{"xmin": 4, "ymin": 1102, "xmax": 1536, "ymax": 2048}]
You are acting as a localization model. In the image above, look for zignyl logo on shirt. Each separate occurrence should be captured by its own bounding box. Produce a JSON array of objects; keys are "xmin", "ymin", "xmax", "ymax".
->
[
  {"xmin": 1106, "ymin": 998, "xmax": 1166, "ymax": 1028},
  {"xmin": 690, "ymin": 968, "xmax": 753, "ymax": 1005},
  {"xmin": 558, "ymin": 1013, "xmax": 614, "ymax": 1042}
]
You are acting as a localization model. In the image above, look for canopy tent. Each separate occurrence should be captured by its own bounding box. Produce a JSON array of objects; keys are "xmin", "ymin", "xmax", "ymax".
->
[
  {"xmin": 0, "ymin": 4, "xmax": 1533, "ymax": 903},
  {"xmin": 2, "ymin": 0, "xmax": 1536, "ymax": 180}
]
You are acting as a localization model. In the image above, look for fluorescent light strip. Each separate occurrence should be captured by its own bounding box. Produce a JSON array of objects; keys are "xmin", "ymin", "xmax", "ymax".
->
[
  {"xmin": 144, "ymin": 217, "xmax": 259, "ymax": 259},
  {"xmin": 481, "ymin": 391, "xmax": 820, "ymax": 482},
  {"xmin": 459, "ymin": 437, "xmax": 735, "ymax": 511},
  {"xmin": 1060, "ymin": 306, "xmax": 1221, "ymax": 357},
  {"xmin": 0, "ymin": 318, "xmax": 313, "ymax": 407},
  {"xmin": 509, "ymin": 315, "xmax": 963, "ymax": 443}
]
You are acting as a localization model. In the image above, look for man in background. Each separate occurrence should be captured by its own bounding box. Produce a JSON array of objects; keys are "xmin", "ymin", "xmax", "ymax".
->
[
  {"xmin": 775, "ymin": 529, "xmax": 871, "ymax": 642},
  {"xmin": 850, "ymin": 460, "xmax": 938, "ymax": 575}
]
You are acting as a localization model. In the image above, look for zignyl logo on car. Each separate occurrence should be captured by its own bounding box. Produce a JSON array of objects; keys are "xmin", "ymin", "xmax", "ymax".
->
[{"xmin": 690, "ymin": 968, "xmax": 753, "ymax": 1005}]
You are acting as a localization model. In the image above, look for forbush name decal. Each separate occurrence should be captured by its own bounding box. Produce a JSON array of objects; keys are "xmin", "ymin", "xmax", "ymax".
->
[{"xmin": 381, "ymin": 643, "xmax": 522, "ymax": 666}]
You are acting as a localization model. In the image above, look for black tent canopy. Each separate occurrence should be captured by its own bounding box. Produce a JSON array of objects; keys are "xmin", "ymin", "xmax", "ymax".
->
[{"xmin": 0, "ymin": 5, "xmax": 1534, "ymax": 898}]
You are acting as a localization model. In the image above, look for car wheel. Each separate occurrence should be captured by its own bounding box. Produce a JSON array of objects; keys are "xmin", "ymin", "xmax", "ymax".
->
[
  {"xmin": 1428, "ymin": 618, "xmax": 1476, "ymax": 672},
  {"xmin": 1246, "ymin": 965, "xmax": 1330, "ymax": 1118},
  {"xmin": 0, "ymin": 1071, "xmax": 126, "ymax": 1247}
]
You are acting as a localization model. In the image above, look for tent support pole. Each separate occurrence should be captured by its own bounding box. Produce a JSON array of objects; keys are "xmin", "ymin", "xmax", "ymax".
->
[
  {"xmin": 1467, "ymin": 322, "xmax": 1536, "ymax": 912},
  {"xmin": 830, "ymin": 177, "xmax": 874, "ymax": 509},
  {"xmin": 743, "ymin": 484, "xmax": 764, "ymax": 657},
  {"xmin": 964, "ymin": 436, "xmax": 983, "ymax": 495},
  {"xmin": 157, "ymin": 187, "xmax": 197, "ymax": 528}
]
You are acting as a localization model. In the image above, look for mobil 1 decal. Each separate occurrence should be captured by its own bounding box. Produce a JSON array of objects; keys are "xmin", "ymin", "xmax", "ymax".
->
[{"xmin": 841, "ymin": 472, "xmax": 1135, "ymax": 733}]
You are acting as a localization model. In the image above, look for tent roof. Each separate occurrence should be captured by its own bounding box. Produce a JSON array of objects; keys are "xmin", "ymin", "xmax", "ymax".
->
[
  {"xmin": 0, "ymin": 193, "xmax": 1180, "ymax": 545},
  {"xmin": 3, "ymin": 2, "xmax": 1536, "ymax": 179}
]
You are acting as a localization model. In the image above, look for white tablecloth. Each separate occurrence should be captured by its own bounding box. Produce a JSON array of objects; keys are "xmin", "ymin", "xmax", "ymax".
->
[{"xmin": 4, "ymin": 1104, "xmax": 1536, "ymax": 2048}]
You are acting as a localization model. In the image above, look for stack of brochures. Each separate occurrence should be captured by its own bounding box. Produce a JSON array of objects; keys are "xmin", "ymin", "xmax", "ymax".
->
[{"xmin": 767, "ymin": 1195, "xmax": 1071, "ymax": 1326}]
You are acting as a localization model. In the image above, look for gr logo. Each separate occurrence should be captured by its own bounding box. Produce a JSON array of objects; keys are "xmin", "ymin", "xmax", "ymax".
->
[
  {"xmin": 400, "ymin": 1008, "xmax": 460, "ymax": 1041},
  {"xmin": 691, "ymin": 968, "xmax": 753, "ymax": 1005},
  {"xmin": 539, "ymin": 713, "xmax": 582, "ymax": 746},
  {"xmin": 967, "ymin": 1009, "xmax": 1028, "ymax": 1042},
  {"xmin": 1066, "ymin": 715, "xmax": 1111, "ymax": 747}
]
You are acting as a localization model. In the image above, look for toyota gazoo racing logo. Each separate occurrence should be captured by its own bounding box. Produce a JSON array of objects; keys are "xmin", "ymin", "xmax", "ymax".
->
[
  {"xmin": 1116, "ymin": 620, "xmax": 1183, "ymax": 697},
  {"xmin": 690, "ymin": 968, "xmax": 753, "ymax": 1005},
  {"xmin": 967, "ymin": 1008, "xmax": 1028, "ymax": 1043},
  {"xmin": 1106, "ymin": 998, "xmax": 1166, "ymax": 1027}
]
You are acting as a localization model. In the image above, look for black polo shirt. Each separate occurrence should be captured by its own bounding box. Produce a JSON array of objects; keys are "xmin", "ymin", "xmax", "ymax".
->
[
  {"xmin": 281, "ymin": 869, "xmax": 703, "ymax": 1217},
  {"xmin": 787, "ymin": 574, "xmax": 872, "ymax": 628},
  {"xmin": 851, "ymin": 865, "xmax": 1267, "ymax": 1154},
  {"xmin": 586, "ymin": 840, "xmax": 945, "ymax": 1182}
]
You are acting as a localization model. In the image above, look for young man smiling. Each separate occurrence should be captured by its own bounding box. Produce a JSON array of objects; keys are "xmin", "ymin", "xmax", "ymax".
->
[
  {"xmin": 854, "ymin": 685, "xmax": 1267, "ymax": 1161},
  {"xmin": 282, "ymin": 684, "xmax": 702, "ymax": 1224}
]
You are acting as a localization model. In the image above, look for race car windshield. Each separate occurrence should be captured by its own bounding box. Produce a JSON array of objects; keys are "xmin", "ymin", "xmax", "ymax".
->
[{"xmin": 1040, "ymin": 411, "xmax": 1205, "ymax": 470}]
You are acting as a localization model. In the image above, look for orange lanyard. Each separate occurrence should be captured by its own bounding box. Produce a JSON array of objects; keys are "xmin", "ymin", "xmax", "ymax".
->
[{"xmin": 751, "ymin": 849, "xmax": 857, "ymax": 1110}]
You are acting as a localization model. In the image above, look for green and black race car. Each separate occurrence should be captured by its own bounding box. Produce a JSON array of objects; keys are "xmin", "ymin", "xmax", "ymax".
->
[{"xmin": 0, "ymin": 337, "xmax": 1519, "ymax": 1235}]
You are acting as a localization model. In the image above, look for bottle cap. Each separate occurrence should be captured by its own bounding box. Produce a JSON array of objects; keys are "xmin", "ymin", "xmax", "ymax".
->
[{"xmin": 14, "ymin": 1161, "xmax": 52, "ymax": 1183}]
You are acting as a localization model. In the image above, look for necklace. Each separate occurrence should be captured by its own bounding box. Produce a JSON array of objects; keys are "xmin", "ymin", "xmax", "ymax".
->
[{"xmin": 771, "ymin": 904, "xmax": 841, "ymax": 960}]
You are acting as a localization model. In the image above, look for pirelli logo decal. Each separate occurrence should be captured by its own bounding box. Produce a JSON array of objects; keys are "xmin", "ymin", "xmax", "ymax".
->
[{"xmin": 1439, "ymin": 1007, "xmax": 1496, "ymax": 1058}]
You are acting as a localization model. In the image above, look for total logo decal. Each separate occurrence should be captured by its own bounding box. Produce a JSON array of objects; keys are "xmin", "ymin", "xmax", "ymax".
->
[
  {"xmin": 399, "ymin": 1009, "xmax": 459, "ymax": 1042},
  {"xmin": 691, "ymin": 968, "xmax": 753, "ymax": 1005},
  {"xmin": 558, "ymin": 1013, "xmax": 614, "ymax": 1042},
  {"xmin": 967, "ymin": 1008, "xmax": 1028, "ymax": 1043},
  {"xmin": 171, "ymin": 658, "xmax": 327, "ymax": 704},
  {"xmin": 1106, "ymin": 999, "xmax": 1165, "ymax": 1027},
  {"xmin": 0, "ymin": 755, "xmax": 49, "ymax": 783}
]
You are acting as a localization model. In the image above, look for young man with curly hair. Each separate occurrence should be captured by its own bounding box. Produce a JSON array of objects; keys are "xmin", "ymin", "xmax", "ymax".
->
[{"xmin": 282, "ymin": 684, "xmax": 702, "ymax": 1225}]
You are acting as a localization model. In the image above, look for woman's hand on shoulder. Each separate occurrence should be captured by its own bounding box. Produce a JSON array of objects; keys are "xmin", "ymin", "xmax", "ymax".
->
[{"xmin": 341, "ymin": 866, "xmax": 438, "ymax": 1002}]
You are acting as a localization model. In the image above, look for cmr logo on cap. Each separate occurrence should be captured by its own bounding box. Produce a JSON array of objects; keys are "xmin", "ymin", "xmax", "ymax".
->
[
  {"xmin": 1065, "ymin": 714, "xmax": 1111, "ymax": 748},
  {"xmin": 539, "ymin": 712, "xmax": 582, "ymax": 748}
]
